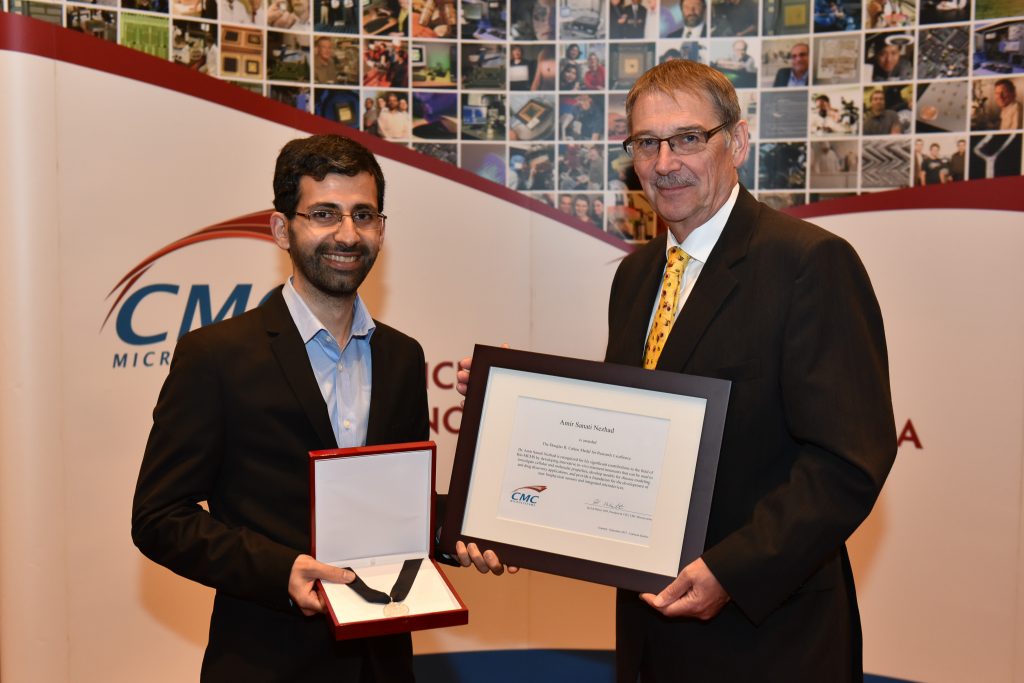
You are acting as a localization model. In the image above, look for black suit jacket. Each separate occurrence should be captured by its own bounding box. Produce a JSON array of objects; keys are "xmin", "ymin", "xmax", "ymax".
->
[
  {"xmin": 132, "ymin": 288, "xmax": 429, "ymax": 682},
  {"xmin": 606, "ymin": 188, "xmax": 896, "ymax": 682}
]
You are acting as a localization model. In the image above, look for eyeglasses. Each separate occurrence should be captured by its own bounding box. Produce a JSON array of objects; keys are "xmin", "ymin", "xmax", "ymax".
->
[
  {"xmin": 294, "ymin": 208, "xmax": 386, "ymax": 231},
  {"xmin": 622, "ymin": 122, "xmax": 730, "ymax": 160}
]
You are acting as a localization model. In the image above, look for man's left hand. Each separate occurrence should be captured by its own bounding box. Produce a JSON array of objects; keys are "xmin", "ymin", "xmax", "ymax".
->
[
  {"xmin": 640, "ymin": 557, "xmax": 729, "ymax": 620},
  {"xmin": 455, "ymin": 540, "xmax": 519, "ymax": 575}
]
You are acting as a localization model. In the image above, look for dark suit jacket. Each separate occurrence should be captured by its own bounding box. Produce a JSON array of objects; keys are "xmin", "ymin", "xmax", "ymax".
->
[
  {"xmin": 772, "ymin": 67, "xmax": 805, "ymax": 87},
  {"xmin": 606, "ymin": 187, "xmax": 896, "ymax": 682},
  {"xmin": 132, "ymin": 287, "xmax": 429, "ymax": 683}
]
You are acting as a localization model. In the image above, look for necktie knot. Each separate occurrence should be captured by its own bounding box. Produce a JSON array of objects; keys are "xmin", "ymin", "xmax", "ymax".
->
[{"xmin": 643, "ymin": 247, "xmax": 691, "ymax": 370}]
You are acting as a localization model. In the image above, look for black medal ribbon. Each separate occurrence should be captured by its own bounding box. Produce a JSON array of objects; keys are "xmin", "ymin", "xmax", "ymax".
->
[{"xmin": 344, "ymin": 558, "xmax": 422, "ymax": 605}]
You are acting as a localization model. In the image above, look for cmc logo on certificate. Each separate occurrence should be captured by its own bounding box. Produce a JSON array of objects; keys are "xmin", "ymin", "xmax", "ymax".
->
[{"xmin": 510, "ymin": 485, "xmax": 548, "ymax": 506}]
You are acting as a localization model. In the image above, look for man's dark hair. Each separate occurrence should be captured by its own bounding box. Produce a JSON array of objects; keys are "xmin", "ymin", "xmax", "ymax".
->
[
  {"xmin": 273, "ymin": 134, "xmax": 385, "ymax": 217},
  {"xmin": 994, "ymin": 78, "xmax": 1016, "ymax": 97}
]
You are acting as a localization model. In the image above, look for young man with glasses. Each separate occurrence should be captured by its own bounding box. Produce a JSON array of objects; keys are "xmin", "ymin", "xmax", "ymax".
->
[
  {"xmin": 132, "ymin": 134, "xmax": 429, "ymax": 682},
  {"xmin": 462, "ymin": 59, "xmax": 896, "ymax": 681}
]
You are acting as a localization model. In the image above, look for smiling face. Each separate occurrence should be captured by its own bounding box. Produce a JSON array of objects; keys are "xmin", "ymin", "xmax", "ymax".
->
[
  {"xmin": 682, "ymin": 0, "xmax": 704, "ymax": 26},
  {"xmin": 789, "ymin": 43, "xmax": 808, "ymax": 77},
  {"xmin": 869, "ymin": 90, "xmax": 885, "ymax": 113},
  {"xmin": 271, "ymin": 172, "xmax": 384, "ymax": 308},
  {"xmin": 629, "ymin": 89, "xmax": 748, "ymax": 241},
  {"xmin": 877, "ymin": 44, "xmax": 900, "ymax": 73}
]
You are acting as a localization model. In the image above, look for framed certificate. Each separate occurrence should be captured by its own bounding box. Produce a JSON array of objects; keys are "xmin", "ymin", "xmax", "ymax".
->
[{"xmin": 440, "ymin": 346, "xmax": 730, "ymax": 594}]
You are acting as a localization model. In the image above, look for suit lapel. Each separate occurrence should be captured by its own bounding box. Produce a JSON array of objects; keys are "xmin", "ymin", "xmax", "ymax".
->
[
  {"xmin": 655, "ymin": 187, "xmax": 759, "ymax": 372},
  {"xmin": 262, "ymin": 288, "xmax": 338, "ymax": 448},
  {"xmin": 365, "ymin": 326, "xmax": 388, "ymax": 445}
]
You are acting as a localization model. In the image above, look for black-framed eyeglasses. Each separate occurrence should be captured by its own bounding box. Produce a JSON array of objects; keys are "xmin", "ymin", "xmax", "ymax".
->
[
  {"xmin": 294, "ymin": 208, "xmax": 386, "ymax": 231},
  {"xmin": 622, "ymin": 122, "xmax": 730, "ymax": 160}
]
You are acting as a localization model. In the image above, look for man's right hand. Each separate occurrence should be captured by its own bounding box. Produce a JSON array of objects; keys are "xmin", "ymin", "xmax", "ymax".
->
[{"xmin": 288, "ymin": 554, "xmax": 354, "ymax": 616}]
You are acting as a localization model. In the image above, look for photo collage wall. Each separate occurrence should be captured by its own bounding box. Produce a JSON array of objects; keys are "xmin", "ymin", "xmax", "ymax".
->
[{"xmin": 5, "ymin": 0, "xmax": 1021, "ymax": 241}]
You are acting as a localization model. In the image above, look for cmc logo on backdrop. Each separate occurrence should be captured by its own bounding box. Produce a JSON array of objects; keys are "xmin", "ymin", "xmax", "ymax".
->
[
  {"xmin": 103, "ymin": 211, "xmax": 277, "ymax": 370},
  {"xmin": 510, "ymin": 485, "xmax": 548, "ymax": 506}
]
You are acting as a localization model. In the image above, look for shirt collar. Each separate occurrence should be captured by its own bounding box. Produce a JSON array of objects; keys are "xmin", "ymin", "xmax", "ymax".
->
[
  {"xmin": 666, "ymin": 182, "xmax": 739, "ymax": 263},
  {"xmin": 281, "ymin": 278, "xmax": 376, "ymax": 345}
]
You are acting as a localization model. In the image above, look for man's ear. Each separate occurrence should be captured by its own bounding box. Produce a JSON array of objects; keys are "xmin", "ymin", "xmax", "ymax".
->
[
  {"xmin": 270, "ymin": 212, "xmax": 290, "ymax": 251},
  {"xmin": 730, "ymin": 119, "xmax": 750, "ymax": 168}
]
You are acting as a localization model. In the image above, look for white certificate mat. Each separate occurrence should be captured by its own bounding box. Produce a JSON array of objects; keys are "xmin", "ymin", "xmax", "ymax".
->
[
  {"xmin": 442, "ymin": 346, "xmax": 730, "ymax": 593},
  {"xmin": 464, "ymin": 369, "xmax": 705, "ymax": 577}
]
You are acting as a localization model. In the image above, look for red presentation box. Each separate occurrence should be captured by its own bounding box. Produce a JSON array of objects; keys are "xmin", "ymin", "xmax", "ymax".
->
[{"xmin": 309, "ymin": 441, "xmax": 468, "ymax": 640}]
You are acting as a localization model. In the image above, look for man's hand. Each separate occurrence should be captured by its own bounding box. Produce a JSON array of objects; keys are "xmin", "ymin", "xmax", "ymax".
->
[
  {"xmin": 640, "ymin": 557, "xmax": 729, "ymax": 620},
  {"xmin": 455, "ymin": 356, "xmax": 473, "ymax": 397},
  {"xmin": 455, "ymin": 540, "xmax": 519, "ymax": 576},
  {"xmin": 288, "ymin": 554, "xmax": 354, "ymax": 616}
]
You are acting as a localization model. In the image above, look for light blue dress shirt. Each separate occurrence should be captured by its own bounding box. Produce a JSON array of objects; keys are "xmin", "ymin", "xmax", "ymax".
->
[{"xmin": 281, "ymin": 279, "xmax": 375, "ymax": 448}]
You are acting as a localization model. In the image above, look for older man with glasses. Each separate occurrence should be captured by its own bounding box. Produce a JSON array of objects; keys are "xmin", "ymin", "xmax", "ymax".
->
[
  {"xmin": 773, "ymin": 41, "xmax": 809, "ymax": 87},
  {"xmin": 461, "ymin": 58, "xmax": 897, "ymax": 682}
]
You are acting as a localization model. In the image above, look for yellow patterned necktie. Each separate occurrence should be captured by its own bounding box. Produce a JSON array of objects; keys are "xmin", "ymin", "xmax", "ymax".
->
[{"xmin": 643, "ymin": 246, "xmax": 691, "ymax": 370}]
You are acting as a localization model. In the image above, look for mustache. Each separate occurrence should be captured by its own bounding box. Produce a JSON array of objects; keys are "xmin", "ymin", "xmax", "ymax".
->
[
  {"xmin": 317, "ymin": 243, "xmax": 367, "ymax": 256},
  {"xmin": 653, "ymin": 172, "xmax": 697, "ymax": 189}
]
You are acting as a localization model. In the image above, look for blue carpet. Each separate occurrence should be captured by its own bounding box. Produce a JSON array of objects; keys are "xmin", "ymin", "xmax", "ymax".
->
[{"xmin": 413, "ymin": 649, "xmax": 917, "ymax": 682}]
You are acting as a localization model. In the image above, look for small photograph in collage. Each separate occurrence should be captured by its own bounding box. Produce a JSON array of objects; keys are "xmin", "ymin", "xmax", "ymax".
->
[
  {"xmin": 759, "ymin": 141, "xmax": 808, "ymax": 188},
  {"xmin": 461, "ymin": 143, "xmax": 507, "ymax": 184},
  {"xmin": 460, "ymin": 0, "xmax": 506, "ymax": 40},
  {"xmin": 314, "ymin": 87, "xmax": 360, "ymax": 124},
  {"xmin": 971, "ymin": 77, "xmax": 1024, "ymax": 130},
  {"xmin": 558, "ymin": 143, "xmax": 604, "ymax": 190},
  {"xmin": 969, "ymin": 132, "xmax": 1021, "ymax": 178},
  {"xmin": 363, "ymin": 38, "xmax": 408, "ymax": 87},
  {"xmin": 174, "ymin": 21, "xmax": 218, "ymax": 75},
  {"xmin": 314, "ymin": 0, "xmax": 356, "ymax": 33},
  {"xmin": 761, "ymin": 89, "xmax": 809, "ymax": 138},
  {"xmin": 914, "ymin": 135, "xmax": 963, "ymax": 184},
  {"xmin": 762, "ymin": 37, "xmax": 810, "ymax": 88},
  {"xmin": 865, "ymin": 31, "xmax": 913, "ymax": 81},
  {"xmin": 556, "ymin": 192, "xmax": 603, "ymax": 227},
  {"xmin": 267, "ymin": 31, "xmax": 311, "ymax": 82},
  {"xmin": 916, "ymin": 25, "xmax": 969, "ymax": 80},
  {"xmin": 219, "ymin": 0, "xmax": 263, "ymax": 24},
  {"xmin": 123, "ymin": 0, "xmax": 169, "ymax": 13},
  {"xmin": 269, "ymin": 84, "xmax": 312, "ymax": 111},
  {"xmin": 411, "ymin": 41, "xmax": 457, "ymax": 88},
  {"xmin": 412, "ymin": 0, "xmax": 457, "ymax": 37},
  {"xmin": 813, "ymin": 0, "xmax": 861, "ymax": 32},
  {"xmin": 918, "ymin": 0, "xmax": 969, "ymax": 25},
  {"xmin": 411, "ymin": 91, "xmax": 458, "ymax": 138},
  {"xmin": 121, "ymin": 13, "xmax": 170, "ymax": 59},
  {"xmin": 559, "ymin": 43, "xmax": 607, "ymax": 91},
  {"xmin": 861, "ymin": 137, "xmax": 911, "ymax": 187},
  {"xmin": 509, "ymin": 44, "xmax": 557, "ymax": 91},
  {"xmin": 973, "ymin": 21, "xmax": 1024, "ymax": 77},
  {"xmin": 173, "ymin": 0, "xmax": 216, "ymax": 18},
  {"xmin": 710, "ymin": 0, "xmax": 758, "ymax": 37},
  {"xmin": 608, "ymin": 192, "xmax": 658, "ymax": 240},
  {"xmin": 509, "ymin": 0, "xmax": 556, "ymax": 41},
  {"xmin": 656, "ymin": 39, "xmax": 706, "ymax": 64},
  {"xmin": 509, "ymin": 93, "xmax": 556, "ymax": 140},
  {"xmin": 366, "ymin": 90, "xmax": 411, "ymax": 139},
  {"xmin": 560, "ymin": 0, "xmax": 605, "ymax": 40},
  {"xmin": 362, "ymin": 0, "xmax": 407, "ymax": 35},
  {"xmin": 462, "ymin": 43, "xmax": 507, "ymax": 89},
  {"xmin": 661, "ymin": 0, "xmax": 707, "ymax": 39},
  {"xmin": 813, "ymin": 33, "xmax": 861, "ymax": 84},
  {"xmin": 810, "ymin": 86, "xmax": 862, "ymax": 136},
  {"xmin": 560, "ymin": 93, "xmax": 605, "ymax": 140},
  {"xmin": 268, "ymin": 0, "xmax": 312, "ymax": 29},
  {"xmin": 461, "ymin": 92, "xmax": 507, "ymax": 139},
  {"xmin": 412, "ymin": 143, "xmax": 458, "ymax": 164},
  {"xmin": 738, "ymin": 90, "xmax": 758, "ymax": 137},
  {"xmin": 607, "ymin": 93, "xmax": 628, "ymax": 140},
  {"xmin": 312, "ymin": 35, "xmax": 359, "ymax": 85},
  {"xmin": 221, "ymin": 25, "xmax": 264, "ymax": 79},
  {"xmin": 66, "ymin": 7, "xmax": 118, "ymax": 42},
  {"xmin": 758, "ymin": 192, "xmax": 808, "ymax": 209},
  {"xmin": 915, "ymin": 80, "xmax": 966, "ymax": 133},
  {"xmin": 862, "ymin": 84, "xmax": 910, "ymax": 134},
  {"xmin": 809, "ymin": 139, "xmax": 859, "ymax": 187},
  {"xmin": 975, "ymin": 0, "xmax": 1023, "ymax": 19},
  {"xmin": 8, "ymin": 0, "xmax": 63, "ymax": 25},
  {"xmin": 609, "ymin": 0, "xmax": 653, "ymax": 40},
  {"xmin": 608, "ymin": 42, "xmax": 656, "ymax": 89},
  {"xmin": 710, "ymin": 37, "xmax": 759, "ymax": 87},
  {"xmin": 508, "ymin": 144, "xmax": 556, "ymax": 190},
  {"xmin": 607, "ymin": 146, "xmax": 641, "ymax": 189},
  {"xmin": 864, "ymin": 0, "xmax": 915, "ymax": 29},
  {"xmin": 761, "ymin": 0, "xmax": 810, "ymax": 36}
]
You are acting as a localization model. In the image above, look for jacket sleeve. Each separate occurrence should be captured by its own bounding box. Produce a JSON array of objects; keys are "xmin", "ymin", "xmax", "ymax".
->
[
  {"xmin": 701, "ymin": 236, "xmax": 897, "ymax": 624},
  {"xmin": 130, "ymin": 331, "xmax": 299, "ymax": 612}
]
